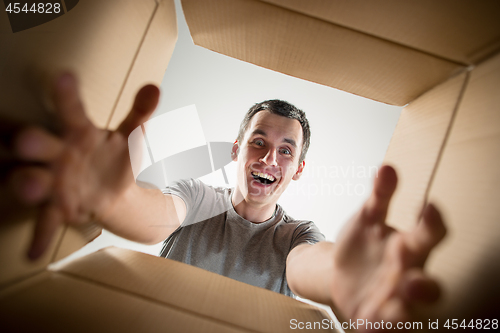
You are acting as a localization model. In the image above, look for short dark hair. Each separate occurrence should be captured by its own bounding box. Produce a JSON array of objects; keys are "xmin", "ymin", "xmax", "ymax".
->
[{"xmin": 236, "ymin": 99, "xmax": 310, "ymax": 164}]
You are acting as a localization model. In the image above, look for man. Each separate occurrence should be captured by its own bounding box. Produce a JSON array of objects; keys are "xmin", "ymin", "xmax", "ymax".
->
[
  {"xmin": 160, "ymin": 99, "xmax": 323, "ymax": 296},
  {"xmin": 8, "ymin": 73, "xmax": 446, "ymax": 326}
]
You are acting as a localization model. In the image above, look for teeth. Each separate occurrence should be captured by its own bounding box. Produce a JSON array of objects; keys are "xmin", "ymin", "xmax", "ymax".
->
[{"xmin": 252, "ymin": 171, "xmax": 275, "ymax": 181}]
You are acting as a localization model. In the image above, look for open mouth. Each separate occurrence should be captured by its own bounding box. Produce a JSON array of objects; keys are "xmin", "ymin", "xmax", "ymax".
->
[{"xmin": 251, "ymin": 171, "xmax": 277, "ymax": 185}]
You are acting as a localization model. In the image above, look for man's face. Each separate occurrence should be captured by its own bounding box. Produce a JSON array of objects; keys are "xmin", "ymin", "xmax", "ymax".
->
[{"xmin": 232, "ymin": 110, "xmax": 305, "ymax": 207}]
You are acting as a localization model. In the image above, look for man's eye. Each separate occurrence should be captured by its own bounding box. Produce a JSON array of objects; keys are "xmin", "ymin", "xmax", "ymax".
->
[
  {"xmin": 280, "ymin": 148, "xmax": 291, "ymax": 155},
  {"xmin": 254, "ymin": 140, "xmax": 264, "ymax": 146}
]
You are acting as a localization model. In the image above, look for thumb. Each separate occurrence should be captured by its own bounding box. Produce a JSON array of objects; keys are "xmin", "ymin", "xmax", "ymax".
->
[
  {"xmin": 28, "ymin": 202, "xmax": 63, "ymax": 260},
  {"xmin": 117, "ymin": 84, "xmax": 160, "ymax": 137}
]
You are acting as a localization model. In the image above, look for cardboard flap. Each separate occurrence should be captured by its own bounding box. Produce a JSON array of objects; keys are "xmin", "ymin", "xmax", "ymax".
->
[
  {"xmin": 53, "ymin": 247, "xmax": 336, "ymax": 332},
  {"xmin": 0, "ymin": 210, "xmax": 63, "ymax": 288},
  {"xmin": 181, "ymin": 0, "xmax": 465, "ymax": 105},
  {"xmin": 261, "ymin": 0, "xmax": 500, "ymax": 65},
  {"xmin": 0, "ymin": 271, "xmax": 253, "ymax": 332},
  {"xmin": 0, "ymin": 0, "xmax": 159, "ymax": 129},
  {"xmin": 52, "ymin": 223, "xmax": 102, "ymax": 262},
  {"xmin": 108, "ymin": 0, "xmax": 178, "ymax": 129},
  {"xmin": 384, "ymin": 72, "xmax": 468, "ymax": 231},
  {"xmin": 0, "ymin": 0, "xmax": 177, "ymax": 288},
  {"xmin": 426, "ymin": 52, "xmax": 500, "ymax": 319}
]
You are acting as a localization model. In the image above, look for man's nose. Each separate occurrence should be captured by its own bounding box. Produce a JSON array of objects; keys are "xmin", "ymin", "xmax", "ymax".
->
[{"xmin": 259, "ymin": 148, "xmax": 278, "ymax": 166}]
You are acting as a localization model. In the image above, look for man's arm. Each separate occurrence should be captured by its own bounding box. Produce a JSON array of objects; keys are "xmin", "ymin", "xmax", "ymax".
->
[
  {"xmin": 93, "ymin": 185, "xmax": 185, "ymax": 245},
  {"xmin": 286, "ymin": 166, "xmax": 446, "ymax": 325},
  {"xmin": 8, "ymin": 73, "xmax": 186, "ymax": 259},
  {"xmin": 286, "ymin": 242, "xmax": 335, "ymax": 306}
]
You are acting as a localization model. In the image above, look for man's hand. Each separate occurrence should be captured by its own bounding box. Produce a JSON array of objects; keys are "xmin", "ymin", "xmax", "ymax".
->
[
  {"xmin": 286, "ymin": 165, "xmax": 446, "ymax": 331},
  {"xmin": 6, "ymin": 73, "xmax": 160, "ymax": 260},
  {"xmin": 330, "ymin": 165, "xmax": 446, "ymax": 325}
]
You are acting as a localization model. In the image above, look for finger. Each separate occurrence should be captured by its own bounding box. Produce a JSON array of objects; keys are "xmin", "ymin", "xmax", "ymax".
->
[
  {"xmin": 116, "ymin": 84, "xmax": 160, "ymax": 137},
  {"xmin": 401, "ymin": 269, "xmax": 441, "ymax": 303},
  {"xmin": 53, "ymin": 72, "xmax": 92, "ymax": 132},
  {"xmin": 14, "ymin": 127, "xmax": 64, "ymax": 161},
  {"xmin": 9, "ymin": 166, "xmax": 53, "ymax": 204},
  {"xmin": 53, "ymin": 150, "xmax": 80, "ymax": 222},
  {"xmin": 362, "ymin": 165, "xmax": 398, "ymax": 223},
  {"xmin": 406, "ymin": 203, "xmax": 447, "ymax": 262},
  {"xmin": 28, "ymin": 202, "xmax": 63, "ymax": 260}
]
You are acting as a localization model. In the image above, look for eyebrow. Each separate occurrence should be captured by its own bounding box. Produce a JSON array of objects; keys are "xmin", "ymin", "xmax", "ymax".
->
[
  {"xmin": 250, "ymin": 129, "xmax": 297, "ymax": 148},
  {"xmin": 284, "ymin": 138, "xmax": 297, "ymax": 148}
]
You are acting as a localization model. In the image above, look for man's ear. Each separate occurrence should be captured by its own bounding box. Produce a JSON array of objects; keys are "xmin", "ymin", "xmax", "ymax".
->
[
  {"xmin": 292, "ymin": 160, "xmax": 305, "ymax": 180},
  {"xmin": 231, "ymin": 141, "xmax": 239, "ymax": 162}
]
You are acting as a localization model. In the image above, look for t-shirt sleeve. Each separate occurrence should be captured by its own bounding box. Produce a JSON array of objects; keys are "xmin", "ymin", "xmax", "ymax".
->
[
  {"xmin": 290, "ymin": 221, "xmax": 326, "ymax": 250},
  {"xmin": 161, "ymin": 178, "xmax": 204, "ymax": 226},
  {"xmin": 162, "ymin": 179, "xmax": 230, "ymax": 227},
  {"xmin": 162, "ymin": 178, "xmax": 198, "ymax": 213}
]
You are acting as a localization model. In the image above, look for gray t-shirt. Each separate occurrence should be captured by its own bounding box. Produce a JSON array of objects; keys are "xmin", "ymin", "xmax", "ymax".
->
[{"xmin": 160, "ymin": 179, "xmax": 325, "ymax": 297}]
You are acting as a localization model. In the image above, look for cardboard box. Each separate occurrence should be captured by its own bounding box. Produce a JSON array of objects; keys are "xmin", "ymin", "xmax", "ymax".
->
[
  {"xmin": 3, "ymin": 0, "xmax": 500, "ymax": 331},
  {"xmin": 182, "ymin": 0, "xmax": 500, "ymax": 322}
]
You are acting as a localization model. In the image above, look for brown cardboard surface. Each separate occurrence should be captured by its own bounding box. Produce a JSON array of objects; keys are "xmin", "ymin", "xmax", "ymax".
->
[
  {"xmin": 0, "ymin": 203, "xmax": 101, "ymax": 287},
  {"xmin": 0, "ymin": 213, "xmax": 63, "ymax": 288},
  {"xmin": 262, "ymin": 0, "xmax": 500, "ymax": 65},
  {"xmin": 0, "ymin": 272, "xmax": 248, "ymax": 332},
  {"xmin": 383, "ymin": 72, "xmax": 468, "ymax": 231},
  {"xmin": 0, "ymin": 0, "xmax": 177, "ymax": 289},
  {"xmin": 0, "ymin": 247, "xmax": 337, "ymax": 332},
  {"xmin": 425, "ymin": 52, "xmax": 500, "ymax": 319},
  {"xmin": 51, "ymin": 223, "xmax": 102, "ymax": 262},
  {"xmin": 0, "ymin": 0, "xmax": 157, "ymax": 128},
  {"xmin": 55, "ymin": 247, "xmax": 336, "ymax": 332},
  {"xmin": 108, "ymin": 0, "xmax": 178, "ymax": 130},
  {"xmin": 181, "ymin": 0, "xmax": 464, "ymax": 106}
]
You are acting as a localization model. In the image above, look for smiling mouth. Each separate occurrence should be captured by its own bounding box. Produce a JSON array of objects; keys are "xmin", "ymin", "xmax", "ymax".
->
[{"xmin": 251, "ymin": 171, "xmax": 277, "ymax": 185}]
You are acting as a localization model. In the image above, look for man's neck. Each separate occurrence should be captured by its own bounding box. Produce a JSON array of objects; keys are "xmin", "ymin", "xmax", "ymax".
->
[{"xmin": 231, "ymin": 190, "xmax": 277, "ymax": 223}]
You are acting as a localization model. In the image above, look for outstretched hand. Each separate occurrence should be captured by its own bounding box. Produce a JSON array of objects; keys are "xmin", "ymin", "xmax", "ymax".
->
[
  {"xmin": 330, "ymin": 165, "xmax": 446, "ymax": 327},
  {"xmin": 7, "ymin": 73, "xmax": 159, "ymax": 260}
]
